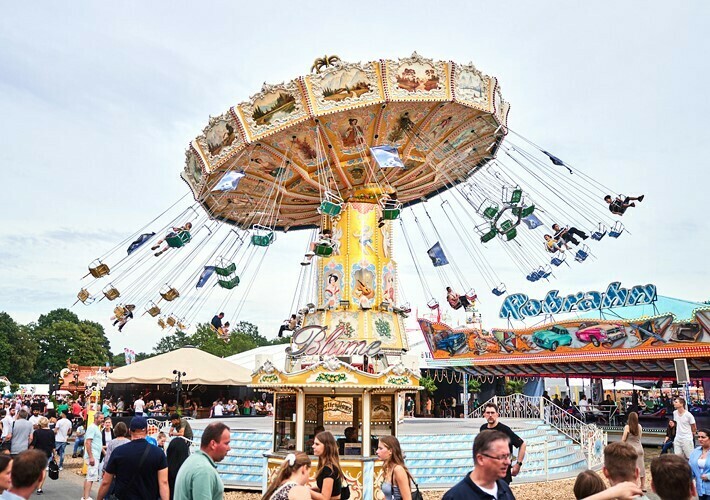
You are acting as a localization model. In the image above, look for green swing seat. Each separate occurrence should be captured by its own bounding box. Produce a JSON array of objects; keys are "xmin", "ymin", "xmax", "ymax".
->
[
  {"xmin": 508, "ymin": 188, "xmax": 523, "ymax": 204},
  {"xmin": 498, "ymin": 220, "xmax": 518, "ymax": 241},
  {"xmin": 215, "ymin": 262, "xmax": 236, "ymax": 277},
  {"xmin": 482, "ymin": 205, "xmax": 499, "ymax": 220},
  {"xmin": 480, "ymin": 227, "xmax": 497, "ymax": 243},
  {"xmin": 218, "ymin": 275, "xmax": 240, "ymax": 289},
  {"xmin": 166, "ymin": 231, "xmax": 191, "ymax": 248},
  {"xmin": 512, "ymin": 205, "xmax": 535, "ymax": 218},
  {"xmin": 314, "ymin": 244, "xmax": 334, "ymax": 257},
  {"xmin": 382, "ymin": 207, "xmax": 401, "ymax": 220},
  {"xmin": 319, "ymin": 200, "xmax": 342, "ymax": 217},
  {"xmin": 251, "ymin": 231, "xmax": 275, "ymax": 247}
]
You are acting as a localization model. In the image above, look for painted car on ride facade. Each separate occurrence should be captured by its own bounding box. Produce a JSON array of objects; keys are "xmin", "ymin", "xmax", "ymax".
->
[
  {"xmin": 575, "ymin": 324, "xmax": 627, "ymax": 347},
  {"xmin": 531, "ymin": 325, "xmax": 572, "ymax": 351},
  {"xmin": 435, "ymin": 331, "xmax": 467, "ymax": 356}
]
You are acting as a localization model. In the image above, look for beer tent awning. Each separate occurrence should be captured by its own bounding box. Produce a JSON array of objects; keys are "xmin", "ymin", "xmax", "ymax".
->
[{"xmin": 108, "ymin": 346, "xmax": 251, "ymax": 385}]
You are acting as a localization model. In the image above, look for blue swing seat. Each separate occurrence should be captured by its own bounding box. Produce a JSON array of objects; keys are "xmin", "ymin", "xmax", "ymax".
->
[
  {"xmin": 492, "ymin": 284, "xmax": 506, "ymax": 296},
  {"xmin": 551, "ymin": 255, "xmax": 565, "ymax": 267},
  {"xmin": 590, "ymin": 223, "xmax": 607, "ymax": 241},
  {"xmin": 609, "ymin": 222, "xmax": 625, "ymax": 238},
  {"xmin": 575, "ymin": 246, "xmax": 590, "ymax": 263}
]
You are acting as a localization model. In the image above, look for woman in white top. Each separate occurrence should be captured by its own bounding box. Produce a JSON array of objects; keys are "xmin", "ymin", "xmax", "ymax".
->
[{"xmin": 261, "ymin": 452, "xmax": 311, "ymax": 500}]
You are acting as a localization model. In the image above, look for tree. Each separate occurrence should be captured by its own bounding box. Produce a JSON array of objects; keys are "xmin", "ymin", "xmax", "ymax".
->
[
  {"xmin": 111, "ymin": 351, "xmax": 151, "ymax": 368},
  {"xmin": 32, "ymin": 308, "xmax": 111, "ymax": 381},
  {"xmin": 0, "ymin": 312, "xmax": 20, "ymax": 378},
  {"xmin": 468, "ymin": 378, "xmax": 482, "ymax": 395},
  {"xmin": 505, "ymin": 379, "xmax": 525, "ymax": 395},
  {"xmin": 153, "ymin": 330, "xmax": 192, "ymax": 355},
  {"xmin": 9, "ymin": 325, "xmax": 38, "ymax": 383}
]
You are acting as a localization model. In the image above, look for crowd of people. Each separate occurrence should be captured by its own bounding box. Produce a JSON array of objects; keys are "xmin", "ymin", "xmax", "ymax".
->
[{"xmin": 0, "ymin": 392, "xmax": 708, "ymax": 499}]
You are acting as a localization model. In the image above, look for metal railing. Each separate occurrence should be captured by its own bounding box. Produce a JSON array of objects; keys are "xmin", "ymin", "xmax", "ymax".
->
[{"xmin": 471, "ymin": 394, "xmax": 607, "ymax": 470}]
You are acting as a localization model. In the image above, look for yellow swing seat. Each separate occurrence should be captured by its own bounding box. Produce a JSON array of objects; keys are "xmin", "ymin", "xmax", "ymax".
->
[
  {"xmin": 166, "ymin": 315, "xmax": 177, "ymax": 327},
  {"xmin": 158, "ymin": 318, "xmax": 167, "ymax": 329},
  {"xmin": 146, "ymin": 303, "xmax": 161, "ymax": 317},
  {"xmin": 77, "ymin": 288, "xmax": 93, "ymax": 304},
  {"xmin": 160, "ymin": 286, "xmax": 180, "ymax": 301},
  {"xmin": 89, "ymin": 260, "xmax": 110, "ymax": 278},
  {"xmin": 103, "ymin": 285, "xmax": 120, "ymax": 301}
]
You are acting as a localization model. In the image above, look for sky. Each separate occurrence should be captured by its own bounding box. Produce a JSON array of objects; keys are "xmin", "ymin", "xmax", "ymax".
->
[{"xmin": 1, "ymin": 1, "xmax": 708, "ymax": 356}]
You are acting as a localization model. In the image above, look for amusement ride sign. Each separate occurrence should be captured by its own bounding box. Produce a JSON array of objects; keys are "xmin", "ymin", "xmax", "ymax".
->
[
  {"xmin": 286, "ymin": 324, "xmax": 382, "ymax": 358},
  {"xmin": 499, "ymin": 281, "xmax": 657, "ymax": 321}
]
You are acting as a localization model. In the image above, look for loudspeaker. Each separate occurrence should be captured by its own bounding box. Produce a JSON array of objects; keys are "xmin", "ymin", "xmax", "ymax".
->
[{"xmin": 674, "ymin": 358, "xmax": 690, "ymax": 384}]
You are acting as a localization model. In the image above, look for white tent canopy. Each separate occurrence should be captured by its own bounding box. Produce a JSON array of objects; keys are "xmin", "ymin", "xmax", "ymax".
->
[{"xmin": 109, "ymin": 346, "xmax": 251, "ymax": 385}]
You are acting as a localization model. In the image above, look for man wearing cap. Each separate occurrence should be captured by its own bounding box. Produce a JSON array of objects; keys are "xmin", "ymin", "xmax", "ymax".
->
[
  {"xmin": 97, "ymin": 416, "xmax": 168, "ymax": 500},
  {"xmin": 168, "ymin": 413, "xmax": 193, "ymax": 442},
  {"xmin": 173, "ymin": 422, "xmax": 231, "ymax": 500}
]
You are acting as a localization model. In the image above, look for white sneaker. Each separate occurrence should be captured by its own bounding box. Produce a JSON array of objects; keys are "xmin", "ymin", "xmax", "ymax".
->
[{"xmin": 305, "ymin": 251, "xmax": 315, "ymax": 257}]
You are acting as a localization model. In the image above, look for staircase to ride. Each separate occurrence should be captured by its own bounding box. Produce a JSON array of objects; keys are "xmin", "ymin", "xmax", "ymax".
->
[{"xmin": 398, "ymin": 418, "xmax": 588, "ymax": 488}]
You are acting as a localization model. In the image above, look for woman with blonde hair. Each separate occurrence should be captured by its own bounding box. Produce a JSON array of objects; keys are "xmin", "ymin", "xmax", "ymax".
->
[
  {"xmin": 311, "ymin": 431, "xmax": 343, "ymax": 500},
  {"xmin": 262, "ymin": 452, "xmax": 312, "ymax": 500},
  {"xmin": 376, "ymin": 436, "xmax": 412, "ymax": 500},
  {"xmin": 622, "ymin": 411, "xmax": 646, "ymax": 492},
  {"xmin": 30, "ymin": 416, "xmax": 58, "ymax": 494}
]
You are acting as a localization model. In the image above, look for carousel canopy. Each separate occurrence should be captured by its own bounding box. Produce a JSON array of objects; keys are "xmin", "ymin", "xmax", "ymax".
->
[{"xmin": 108, "ymin": 346, "xmax": 251, "ymax": 385}]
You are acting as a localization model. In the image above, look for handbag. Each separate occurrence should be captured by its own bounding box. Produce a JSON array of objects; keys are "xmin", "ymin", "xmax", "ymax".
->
[
  {"xmin": 395, "ymin": 467, "xmax": 422, "ymax": 500},
  {"xmin": 47, "ymin": 459, "xmax": 59, "ymax": 480}
]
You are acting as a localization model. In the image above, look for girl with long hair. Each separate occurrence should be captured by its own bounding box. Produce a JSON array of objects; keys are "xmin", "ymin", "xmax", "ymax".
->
[
  {"xmin": 622, "ymin": 411, "xmax": 646, "ymax": 492},
  {"xmin": 376, "ymin": 436, "xmax": 412, "ymax": 500},
  {"xmin": 262, "ymin": 452, "xmax": 312, "ymax": 500},
  {"xmin": 311, "ymin": 431, "xmax": 342, "ymax": 500}
]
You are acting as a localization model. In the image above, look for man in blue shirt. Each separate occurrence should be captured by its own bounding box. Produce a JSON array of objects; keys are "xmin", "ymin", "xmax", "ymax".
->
[{"xmin": 443, "ymin": 431, "xmax": 515, "ymax": 500}]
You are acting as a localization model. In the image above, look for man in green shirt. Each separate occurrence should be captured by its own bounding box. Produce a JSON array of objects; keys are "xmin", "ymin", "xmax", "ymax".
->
[
  {"xmin": 174, "ymin": 422, "xmax": 231, "ymax": 500},
  {"xmin": 169, "ymin": 413, "xmax": 194, "ymax": 441},
  {"xmin": 56, "ymin": 399, "xmax": 70, "ymax": 419}
]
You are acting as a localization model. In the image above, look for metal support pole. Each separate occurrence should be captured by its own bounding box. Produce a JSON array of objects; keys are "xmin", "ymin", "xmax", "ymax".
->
[{"xmin": 463, "ymin": 372, "xmax": 469, "ymax": 418}]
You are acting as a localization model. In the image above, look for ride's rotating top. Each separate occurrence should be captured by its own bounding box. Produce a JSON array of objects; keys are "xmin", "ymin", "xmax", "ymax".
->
[{"xmin": 181, "ymin": 52, "xmax": 509, "ymax": 231}]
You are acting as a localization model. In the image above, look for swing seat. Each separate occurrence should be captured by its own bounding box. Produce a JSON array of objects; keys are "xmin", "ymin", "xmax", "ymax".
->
[
  {"xmin": 158, "ymin": 318, "xmax": 167, "ymax": 329},
  {"xmin": 160, "ymin": 286, "xmax": 180, "ymax": 301},
  {"xmin": 427, "ymin": 299, "xmax": 440, "ymax": 310},
  {"xmin": 77, "ymin": 288, "xmax": 93, "ymax": 304},
  {"xmin": 512, "ymin": 205, "xmax": 535, "ymax": 218},
  {"xmin": 218, "ymin": 275, "xmax": 240, "ymax": 289},
  {"xmin": 146, "ymin": 303, "xmax": 161, "ymax": 317},
  {"xmin": 382, "ymin": 207, "xmax": 401, "ymax": 220},
  {"xmin": 465, "ymin": 289, "xmax": 478, "ymax": 302},
  {"xmin": 550, "ymin": 255, "xmax": 565, "ymax": 267},
  {"xmin": 508, "ymin": 188, "xmax": 523, "ymax": 204},
  {"xmin": 397, "ymin": 302, "xmax": 412, "ymax": 314},
  {"xmin": 166, "ymin": 231, "xmax": 191, "ymax": 248},
  {"xmin": 314, "ymin": 243, "xmax": 334, "ymax": 257},
  {"xmin": 113, "ymin": 306, "xmax": 126, "ymax": 319},
  {"xmin": 504, "ymin": 227, "xmax": 517, "ymax": 241},
  {"xmin": 609, "ymin": 222, "xmax": 624, "ymax": 238},
  {"xmin": 480, "ymin": 227, "xmax": 497, "ymax": 243},
  {"xmin": 498, "ymin": 219, "xmax": 514, "ymax": 233},
  {"xmin": 251, "ymin": 225, "xmax": 275, "ymax": 247},
  {"xmin": 215, "ymin": 262, "xmax": 236, "ymax": 277},
  {"xmin": 166, "ymin": 315, "xmax": 177, "ymax": 327},
  {"xmin": 591, "ymin": 223, "xmax": 607, "ymax": 241},
  {"xmin": 526, "ymin": 272, "xmax": 540, "ymax": 282},
  {"xmin": 492, "ymin": 284, "xmax": 506, "ymax": 296},
  {"xmin": 177, "ymin": 321, "xmax": 187, "ymax": 330},
  {"xmin": 575, "ymin": 246, "xmax": 590, "ymax": 263},
  {"xmin": 318, "ymin": 200, "xmax": 343, "ymax": 217},
  {"xmin": 89, "ymin": 260, "xmax": 110, "ymax": 278},
  {"xmin": 482, "ymin": 205, "xmax": 499, "ymax": 220},
  {"xmin": 103, "ymin": 285, "xmax": 120, "ymax": 301},
  {"xmin": 540, "ymin": 266, "xmax": 552, "ymax": 279}
]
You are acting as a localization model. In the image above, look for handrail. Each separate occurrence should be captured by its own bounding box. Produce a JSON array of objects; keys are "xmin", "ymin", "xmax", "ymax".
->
[{"xmin": 470, "ymin": 394, "xmax": 607, "ymax": 470}]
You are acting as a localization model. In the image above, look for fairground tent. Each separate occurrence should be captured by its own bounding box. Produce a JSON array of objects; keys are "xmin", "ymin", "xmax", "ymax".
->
[{"xmin": 109, "ymin": 346, "xmax": 251, "ymax": 385}]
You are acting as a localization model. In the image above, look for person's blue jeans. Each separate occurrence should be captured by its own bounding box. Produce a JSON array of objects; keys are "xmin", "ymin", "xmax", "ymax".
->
[
  {"xmin": 55, "ymin": 442, "xmax": 67, "ymax": 467},
  {"xmin": 660, "ymin": 440, "xmax": 674, "ymax": 454},
  {"xmin": 72, "ymin": 437, "xmax": 84, "ymax": 456}
]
